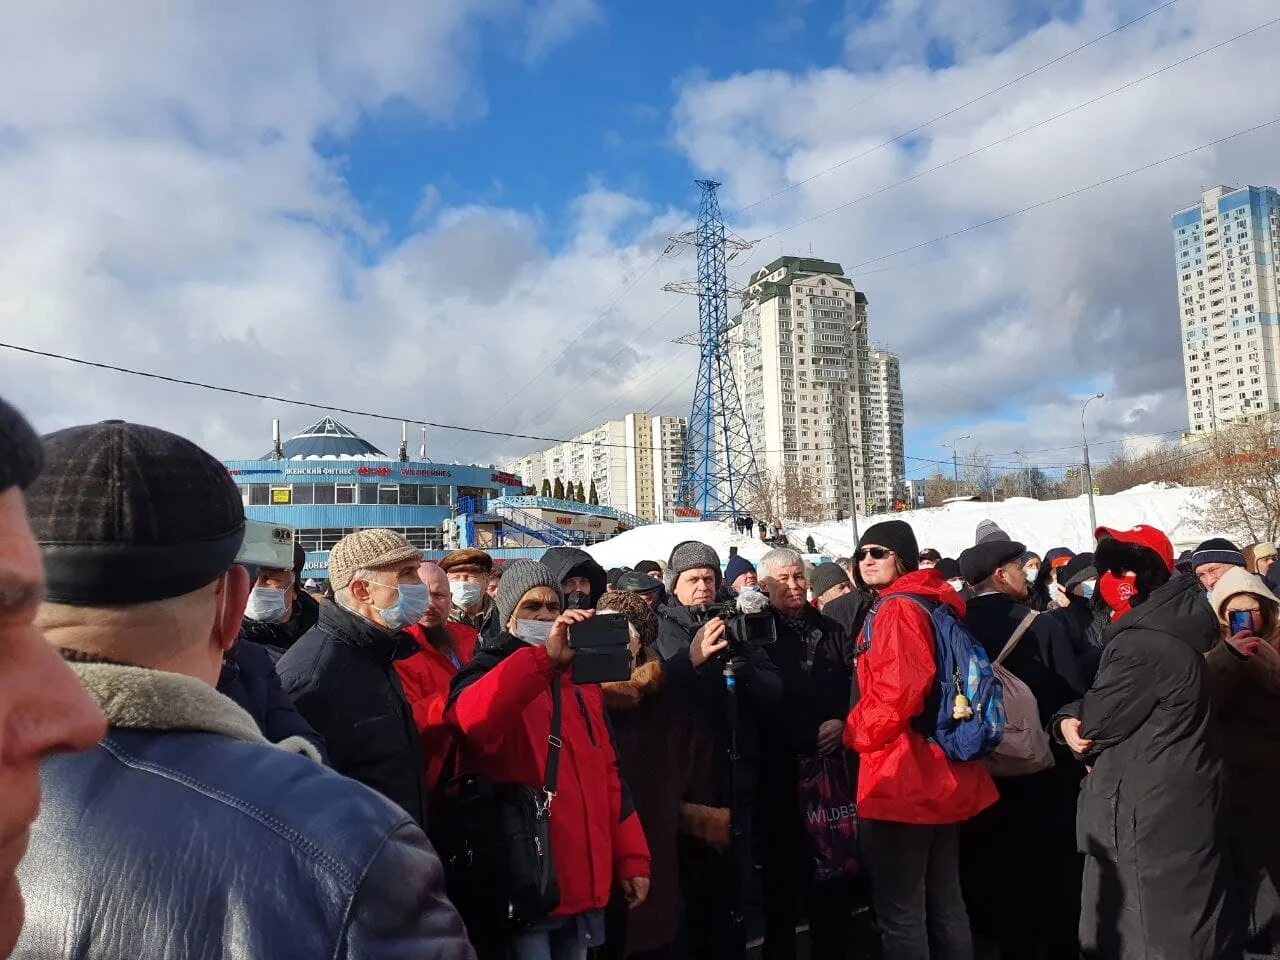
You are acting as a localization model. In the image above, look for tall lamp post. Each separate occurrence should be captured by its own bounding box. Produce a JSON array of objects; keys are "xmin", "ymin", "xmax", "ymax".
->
[
  {"xmin": 943, "ymin": 434, "xmax": 972, "ymax": 500},
  {"xmin": 1082, "ymin": 393, "xmax": 1104, "ymax": 533}
]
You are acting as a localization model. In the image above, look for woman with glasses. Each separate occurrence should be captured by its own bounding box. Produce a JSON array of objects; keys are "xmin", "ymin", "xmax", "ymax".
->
[
  {"xmin": 1208, "ymin": 567, "xmax": 1280, "ymax": 953},
  {"xmin": 845, "ymin": 520, "xmax": 998, "ymax": 960}
]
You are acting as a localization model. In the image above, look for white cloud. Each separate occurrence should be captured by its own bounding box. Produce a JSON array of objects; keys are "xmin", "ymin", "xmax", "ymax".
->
[
  {"xmin": 522, "ymin": 0, "xmax": 602, "ymax": 62},
  {"xmin": 672, "ymin": 0, "xmax": 1280, "ymax": 462},
  {"xmin": 3, "ymin": 0, "xmax": 1279, "ymax": 486}
]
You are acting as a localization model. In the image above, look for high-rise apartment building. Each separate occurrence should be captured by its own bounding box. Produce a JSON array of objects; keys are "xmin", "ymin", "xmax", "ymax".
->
[
  {"xmin": 730, "ymin": 256, "xmax": 905, "ymax": 515},
  {"xmin": 505, "ymin": 414, "xmax": 688, "ymax": 522},
  {"xmin": 1175, "ymin": 185, "xmax": 1280, "ymax": 434}
]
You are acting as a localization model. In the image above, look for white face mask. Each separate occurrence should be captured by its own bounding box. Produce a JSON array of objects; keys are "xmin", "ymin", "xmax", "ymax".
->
[
  {"xmin": 947, "ymin": 579, "xmax": 966, "ymax": 594},
  {"xmin": 450, "ymin": 579, "xmax": 484, "ymax": 610},
  {"xmin": 244, "ymin": 586, "xmax": 289, "ymax": 623},
  {"xmin": 514, "ymin": 618, "xmax": 555, "ymax": 646},
  {"xmin": 1078, "ymin": 579, "xmax": 1096, "ymax": 600},
  {"xmin": 1025, "ymin": 566, "xmax": 1041, "ymax": 583}
]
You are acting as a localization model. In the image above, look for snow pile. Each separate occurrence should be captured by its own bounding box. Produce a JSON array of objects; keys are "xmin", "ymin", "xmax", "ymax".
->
[{"xmin": 586, "ymin": 484, "xmax": 1223, "ymax": 568}]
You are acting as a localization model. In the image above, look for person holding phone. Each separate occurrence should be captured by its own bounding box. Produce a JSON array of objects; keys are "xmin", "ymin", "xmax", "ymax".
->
[
  {"xmin": 448, "ymin": 559, "xmax": 650, "ymax": 960},
  {"xmin": 1208, "ymin": 567, "xmax": 1280, "ymax": 953}
]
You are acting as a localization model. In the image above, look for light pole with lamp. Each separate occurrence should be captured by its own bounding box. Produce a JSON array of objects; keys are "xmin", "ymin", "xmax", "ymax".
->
[
  {"xmin": 943, "ymin": 434, "xmax": 972, "ymax": 500},
  {"xmin": 1082, "ymin": 394, "xmax": 1104, "ymax": 533}
]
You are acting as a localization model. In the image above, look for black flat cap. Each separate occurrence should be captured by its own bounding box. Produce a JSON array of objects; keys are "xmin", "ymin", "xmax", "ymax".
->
[
  {"xmin": 26, "ymin": 420, "xmax": 245, "ymax": 605},
  {"xmin": 959, "ymin": 539, "xmax": 1027, "ymax": 585},
  {"xmin": 617, "ymin": 569, "xmax": 661, "ymax": 594},
  {"xmin": 0, "ymin": 394, "xmax": 42, "ymax": 493}
]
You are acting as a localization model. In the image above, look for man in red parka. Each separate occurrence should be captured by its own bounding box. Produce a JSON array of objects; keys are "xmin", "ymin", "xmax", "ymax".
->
[
  {"xmin": 845, "ymin": 519, "xmax": 997, "ymax": 960},
  {"xmin": 396, "ymin": 560, "xmax": 475, "ymax": 793},
  {"xmin": 448, "ymin": 559, "xmax": 650, "ymax": 960}
]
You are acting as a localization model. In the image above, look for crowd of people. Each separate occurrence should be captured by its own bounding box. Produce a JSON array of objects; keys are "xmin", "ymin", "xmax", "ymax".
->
[{"xmin": 3, "ymin": 390, "xmax": 1280, "ymax": 959}]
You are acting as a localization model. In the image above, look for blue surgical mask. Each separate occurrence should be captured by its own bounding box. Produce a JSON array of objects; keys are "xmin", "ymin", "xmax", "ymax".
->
[
  {"xmin": 369, "ymin": 581, "xmax": 430, "ymax": 631},
  {"xmin": 1079, "ymin": 579, "xmax": 1096, "ymax": 600},
  {"xmin": 514, "ymin": 618, "xmax": 555, "ymax": 646},
  {"xmin": 450, "ymin": 579, "xmax": 484, "ymax": 610},
  {"xmin": 244, "ymin": 586, "xmax": 288, "ymax": 623}
]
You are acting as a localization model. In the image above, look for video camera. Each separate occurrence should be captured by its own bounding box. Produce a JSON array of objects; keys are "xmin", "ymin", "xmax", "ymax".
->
[{"xmin": 689, "ymin": 589, "xmax": 777, "ymax": 653}]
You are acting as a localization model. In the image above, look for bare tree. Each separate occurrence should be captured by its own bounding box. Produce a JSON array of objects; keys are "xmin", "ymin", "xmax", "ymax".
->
[
  {"xmin": 921, "ymin": 472, "xmax": 954, "ymax": 507},
  {"xmin": 743, "ymin": 465, "xmax": 827, "ymax": 523},
  {"xmin": 1195, "ymin": 422, "xmax": 1280, "ymax": 543},
  {"xmin": 1093, "ymin": 442, "xmax": 1201, "ymax": 494}
]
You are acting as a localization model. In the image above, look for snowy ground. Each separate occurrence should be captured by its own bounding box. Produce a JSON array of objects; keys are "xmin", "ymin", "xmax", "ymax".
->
[{"xmin": 585, "ymin": 483, "xmax": 1223, "ymax": 568}]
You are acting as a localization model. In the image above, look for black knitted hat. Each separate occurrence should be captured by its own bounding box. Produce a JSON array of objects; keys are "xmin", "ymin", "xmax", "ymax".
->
[
  {"xmin": 26, "ymin": 420, "xmax": 245, "ymax": 605},
  {"xmin": 811, "ymin": 562, "xmax": 851, "ymax": 598},
  {"xmin": 858, "ymin": 521, "xmax": 919, "ymax": 572}
]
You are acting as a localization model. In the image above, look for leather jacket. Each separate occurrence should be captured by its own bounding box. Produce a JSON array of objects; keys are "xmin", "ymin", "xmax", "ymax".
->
[{"xmin": 15, "ymin": 661, "xmax": 474, "ymax": 960}]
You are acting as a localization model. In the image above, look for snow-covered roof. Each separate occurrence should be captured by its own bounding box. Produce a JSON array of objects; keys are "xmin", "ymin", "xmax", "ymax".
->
[{"xmin": 264, "ymin": 417, "xmax": 389, "ymax": 461}]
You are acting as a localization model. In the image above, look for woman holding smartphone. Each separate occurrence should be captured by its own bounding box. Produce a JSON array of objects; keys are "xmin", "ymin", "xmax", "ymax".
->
[{"xmin": 1208, "ymin": 566, "xmax": 1280, "ymax": 953}]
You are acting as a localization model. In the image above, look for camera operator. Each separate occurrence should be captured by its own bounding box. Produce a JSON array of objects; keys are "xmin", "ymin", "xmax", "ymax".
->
[
  {"xmin": 654, "ymin": 541, "xmax": 783, "ymax": 960},
  {"xmin": 755, "ymin": 548, "xmax": 856, "ymax": 960}
]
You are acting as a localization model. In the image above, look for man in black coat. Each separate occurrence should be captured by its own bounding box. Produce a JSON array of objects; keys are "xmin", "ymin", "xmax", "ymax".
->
[
  {"xmin": 236, "ymin": 542, "xmax": 319, "ymax": 660},
  {"xmin": 754, "ymin": 547, "xmax": 855, "ymax": 960},
  {"xmin": 957, "ymin": 538, "xmax": 1088, "ymax": 960},
  {"xmin": 278, "ymin": 529, "xmax": 429, "ymax": 827},
  {"xmin": 654, "ymin": 540, "xmax": 783, "ymax": 960},
  {"xmin": 1055, "ymin": 525, "xmax": 1240, "ymax": 960}
]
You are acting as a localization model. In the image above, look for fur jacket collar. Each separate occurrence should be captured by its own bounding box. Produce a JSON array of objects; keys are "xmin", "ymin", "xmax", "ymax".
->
[
  {"xmin": 69, "ymin": 660, "xmax": 322, "ymax": 763},
  {"xmin": 601, "ymin": 658, "xmax": 663, "ymax": 711}
]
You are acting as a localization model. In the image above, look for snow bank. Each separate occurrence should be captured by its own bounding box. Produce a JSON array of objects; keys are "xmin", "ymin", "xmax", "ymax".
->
[{"xmin": 586, "ymin": 485, "xmax": 1222, "ymax": 568}]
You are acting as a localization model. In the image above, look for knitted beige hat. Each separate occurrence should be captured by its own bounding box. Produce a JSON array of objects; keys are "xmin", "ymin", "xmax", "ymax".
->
[{"xmin": 328, "ymin": 528, "xmax": 422, "ymax": 590}]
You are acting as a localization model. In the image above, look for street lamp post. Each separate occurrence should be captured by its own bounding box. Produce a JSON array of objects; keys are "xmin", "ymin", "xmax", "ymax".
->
[
  {"xmin": 1082, "ymin": 394, "xmax": 1104, "ymax": 533},
  {"xmin": 944, "ymin": 434, "xmax": 972, "ymax": 500}
]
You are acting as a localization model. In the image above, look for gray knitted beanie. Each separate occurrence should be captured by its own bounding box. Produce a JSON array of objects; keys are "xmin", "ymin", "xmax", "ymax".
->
[
  {"xmin": 666, "ymin": 540, "xmax": 722, "ymax": 590},
  {"xmin": 495, "ymin": 559, "xmax": 565, "ymax": 628}
]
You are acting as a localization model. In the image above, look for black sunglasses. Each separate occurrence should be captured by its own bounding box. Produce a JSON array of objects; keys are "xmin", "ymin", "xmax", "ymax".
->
[{"xmin": 857, "ymin": 547, "xmax": 895, "ymax": 561}]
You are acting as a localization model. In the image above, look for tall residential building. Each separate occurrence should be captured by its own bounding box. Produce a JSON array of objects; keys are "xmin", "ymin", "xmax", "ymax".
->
[
  {"xmin": 505, "ymin": 414, "xmax": 688, "ymax": 522},
  {"xmin": 730, "ymin": 255, "xmax": 905, "ymax": 515},
  {"xmin": 1175, "ymin": 184, "xmax": 1280, "ymax": 435}
]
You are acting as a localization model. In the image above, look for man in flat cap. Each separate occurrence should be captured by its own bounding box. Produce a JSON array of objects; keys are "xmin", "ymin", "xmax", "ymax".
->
[
  {"xmin": 278, "ymin": 528, "xmax": 430, "ymax": 826},
  {"xmin": 441, "ymin": 548, "xmax": 495, "ymax": 628},
  {"xmin": 956, "ymin": 535, "xmax": 1088, "ymax": 960},
  {"xmin": 17, "ymin": 419, "xmax": 471, "ymax": 960},
  {"xmin": 0, "ymin": 397, "xmax": 104, "ymax": 960}
]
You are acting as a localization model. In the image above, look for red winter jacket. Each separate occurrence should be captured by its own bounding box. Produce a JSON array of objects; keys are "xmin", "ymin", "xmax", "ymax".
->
[
  {"xmin": 396, "ymin": 622, "xmax": 476, "ymax": 792},
  {"xmin": 845, "ymin": 569, "xmax": 998, "ymax": 825},
  {"xmin": 448, "ymin": 639, "xmax": 651, "ymax": 918}
]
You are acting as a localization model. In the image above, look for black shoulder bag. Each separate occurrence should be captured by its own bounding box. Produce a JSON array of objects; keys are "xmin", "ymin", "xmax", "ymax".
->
[{"xmin": 430, "ymin": 676, "xmax": 562, "ymax": 932}]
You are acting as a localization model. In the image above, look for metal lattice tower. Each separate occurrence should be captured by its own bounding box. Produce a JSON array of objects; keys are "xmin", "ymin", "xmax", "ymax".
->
[{"xmin": 664, "ymin": 180, "xmax": 759, "ymax": 518}]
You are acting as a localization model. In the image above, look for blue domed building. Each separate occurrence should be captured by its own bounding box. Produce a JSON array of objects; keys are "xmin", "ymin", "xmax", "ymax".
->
[{"xmin": 223, "ymin": 417, "xmax": 527, "ymax": 584}]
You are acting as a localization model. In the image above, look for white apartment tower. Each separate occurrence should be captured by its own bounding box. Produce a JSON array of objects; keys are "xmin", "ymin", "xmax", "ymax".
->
[
  {"xmin": 730, "ymin": 256, "xmax": 905, "ymax": 514},
  {"xmin": 505, "ymin": 414, "xmax": 688, "ymax": 522},
  {"xmin": 1175, "ymin": 185, "xmax": 1280, "ymax": 434}
]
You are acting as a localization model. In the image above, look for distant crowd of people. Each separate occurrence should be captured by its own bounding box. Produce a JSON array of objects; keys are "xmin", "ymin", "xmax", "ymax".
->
[{"xmin": 3, "ymin": 389, "xmax": 1280, "ymax": 959}]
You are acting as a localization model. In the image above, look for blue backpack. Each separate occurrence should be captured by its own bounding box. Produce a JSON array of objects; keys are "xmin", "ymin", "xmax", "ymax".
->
[{"xmin": 861, "ymin": 594, "xmax": 1004, "ymax": 762}]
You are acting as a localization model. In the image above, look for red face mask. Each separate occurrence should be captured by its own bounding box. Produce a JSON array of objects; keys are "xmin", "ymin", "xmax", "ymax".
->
[{"xmin": 1099, "ymin": 572, "xmax": 1138, "ymax": 620}]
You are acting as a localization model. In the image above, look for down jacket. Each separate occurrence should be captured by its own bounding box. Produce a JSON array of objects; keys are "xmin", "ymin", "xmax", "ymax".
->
[
  {"xmin": 844, "ymin": 569, "xmax": 998, "ymax": 825},
  {"xmin": 1055, "ymin": 573, "xmax": 1239, "ymax": 960},
  {"xmin": 447, "ymin": 634, "xmax": 651, "ymax": 918}
]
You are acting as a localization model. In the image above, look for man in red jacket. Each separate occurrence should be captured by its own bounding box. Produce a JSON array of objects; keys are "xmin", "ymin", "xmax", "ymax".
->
[
  {"xmin": 845, "ymin": 520, "xmax": 997, "ymax": 960},
  {"xmin": 448, "ymin": 559, "xmax": 650, "ymax": 960},
  {"xmin": 396, "ymin": 561, "xmax": 476, "ymax": 793}
]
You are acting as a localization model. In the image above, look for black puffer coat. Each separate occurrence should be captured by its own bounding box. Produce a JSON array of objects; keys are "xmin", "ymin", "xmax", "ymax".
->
[
  {"xmin": 218, "ymin": 640, "xmax": 328, "ymax": 761},
  {"xmin": 278, "ymin": 601, "xmax": 426, "ymax": 827},
  {"xmin": 1056, "ymin": 574, "xmax": 1240, "ymax": 959}
]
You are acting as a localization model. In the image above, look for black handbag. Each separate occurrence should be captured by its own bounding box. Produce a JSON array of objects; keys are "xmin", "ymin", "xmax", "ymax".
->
[{"xmin": 430, "ymin": 676, "xmax": 562, "ymax": 932}]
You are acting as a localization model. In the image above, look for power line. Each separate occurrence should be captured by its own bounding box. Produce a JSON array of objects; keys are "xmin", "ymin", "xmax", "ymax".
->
[
  {"xmin": 725, "ymin": 0, "xmax": 1182, "ymax": 220},
  {"xmin": 0, "ymin": 340, "xmax": 1085, "ymax": 471},
  {"xmin": 817, "ymin": 116, "xmax": 1280, "ymax": 271},
  {"xmin": 752, "ymin": 14, "xmax": 1280, "ymax": 244}
]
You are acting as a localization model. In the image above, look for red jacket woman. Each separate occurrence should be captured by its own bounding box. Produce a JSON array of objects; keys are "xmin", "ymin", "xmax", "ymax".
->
[
  {"xmin": 447, "ymin": 560, "xmax": 650, "ymax": 958},
  {"xmin": 844, "ymin": 520, "xmax": 996, "ymax": 960}
]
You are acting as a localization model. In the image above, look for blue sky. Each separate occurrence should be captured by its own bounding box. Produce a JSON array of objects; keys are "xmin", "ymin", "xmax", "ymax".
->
[{"xmin": 2, "ymin": 0, "xmax": 1278, "ymax": 483}]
